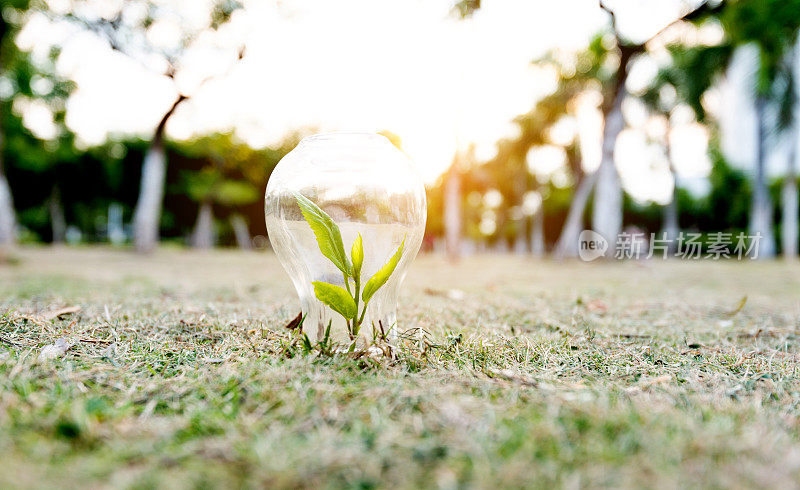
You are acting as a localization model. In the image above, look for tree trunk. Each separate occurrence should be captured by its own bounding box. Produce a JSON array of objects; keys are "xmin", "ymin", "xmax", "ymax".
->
[
  {"xmin": 0, "ymin": 23, "xmax": 16, "ymax": 248},
  {"xmin": 49, "ymin": 185, "xmax": 66, "ymax": 244},
  {"xmin": 444, "ymin": 157, "xmax": 462, "ymax": 262},
  {"xmin": 132, "ymin": 94, "xmax": 187, "ymax": 253},
  {"xmin": 0, "ymin": 119, "xmax": 15, "ymax": 247},
  {"xmin": 782, "ymin": 132, "xmax": 798, "ymax": 259},
  {"xmin": 662, "ymin": 124, "xmax": 679, "ymax": 254},
  {"xmin": 662, "ymin": 198, "xmax": 679, "ymax": 254},
  {"xmin": 0, "ymin": 165, "xmax": 15, "ymax": 247},
  {"xmin": 530, "ymin": 207, "xmax": 545, "ymax": 257},
  {"xmin": 750, "ymin": 95, "xmax": 776, "ymax": 259},
  {"xmin": 132, "ymin": 140, "xmax": 167, "ymax": 252},
  {"xmin": 554, "ymin": 171, "xmax": 598, "ymax": 258},
  {"xmin": 555, "ymin": 43, "xmax": 635, "ymax": 259},
  {"xmin": 230, "ymin": 213, "xmax": 252, "ymax": 250},
  {"xmin": 591, "ymin": 84, "xmax": 626, "ymax": 251},
  {"xmin": 191, "ymin": 201, "xmax": 214, "ymax": 249}
]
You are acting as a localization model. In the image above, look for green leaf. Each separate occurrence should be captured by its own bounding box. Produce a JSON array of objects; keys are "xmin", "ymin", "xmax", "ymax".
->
[
  {"xmin": 351, "ymin": 232, "xmax": 364, "ymax": 280},
  {"xmin": 214, "ymin": 180, "xmax": 259, "ymax": 206},
  {"xmin": 362, "ymin": 237, "xmax": 405, "ymax": 303},
  {"xmin": 312, "ymin": 281, "xmax": 356, "ymax": 319},
  {"xmin": 293, "ymin": 192, "xmax": 351, "ymax": 275}
]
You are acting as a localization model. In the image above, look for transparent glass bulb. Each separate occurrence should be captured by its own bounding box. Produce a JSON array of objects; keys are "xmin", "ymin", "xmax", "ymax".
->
[{"xmin": 265, "ymin": 133, "xmax": 426, "ymax": 343}]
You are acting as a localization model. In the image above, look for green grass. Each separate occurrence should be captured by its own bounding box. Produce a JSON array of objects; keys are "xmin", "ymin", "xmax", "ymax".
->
[{"xmin": 1, "ymin": 247, "xmax": 800, "ymax": 488}]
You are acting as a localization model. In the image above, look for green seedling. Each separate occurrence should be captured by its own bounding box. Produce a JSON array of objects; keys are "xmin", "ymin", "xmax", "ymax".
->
[{"xmin": 293, "ymin": 192, "xmax": 405, "ymax": 340}]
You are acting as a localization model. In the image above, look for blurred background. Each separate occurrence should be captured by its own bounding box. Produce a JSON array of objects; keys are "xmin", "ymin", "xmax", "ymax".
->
[{"xmin": 0, "ymin": 0, "xmax": 798, "ymax": 260}]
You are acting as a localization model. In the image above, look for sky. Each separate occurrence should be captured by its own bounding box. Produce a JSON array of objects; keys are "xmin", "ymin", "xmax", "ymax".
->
[{"xmin": 13, "ymin": 0, "xmax": 718, "ymax": 203}]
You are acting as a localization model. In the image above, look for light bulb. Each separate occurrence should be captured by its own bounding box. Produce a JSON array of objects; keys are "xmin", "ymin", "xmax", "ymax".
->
[{"xmin": 265, "ymin": 133, "xmax": 426, "ymax": 343}]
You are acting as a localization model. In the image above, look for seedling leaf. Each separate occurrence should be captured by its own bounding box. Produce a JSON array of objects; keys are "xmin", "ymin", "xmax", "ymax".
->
[
  {"xmin": 293, "ymin": 192, "xmax": 351, "ymax": 275},
  {"xmin": 362, "ymin": 237, "xmax": 405, "ymax": 303},
  {"xmin": 313, "ymin": 281, "xmax": 357, "ymax": 319},
  {"xmin": 351, "ymin": 232, "xmax": 364, "ymax": 279}
]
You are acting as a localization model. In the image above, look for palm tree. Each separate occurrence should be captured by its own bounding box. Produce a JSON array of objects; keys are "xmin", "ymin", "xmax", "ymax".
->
[
  {"xmin": 443, "ymin": 147, "xmax": 470, "ymax": 261},
  {"xmin": 555, "ymin": 2, "xmax": 718, "ymax": 258},
  {"xmin": 455, "ymin": 0, "xmax": 715, "ymax": 258},
  {"xmin": 592, "ymin": 1, "xmax": 720, "ymax": 255},
  {"xmin": 665, "ymin": 0, "xmax": 800, "ymax": 259},
  {"xmin": 638, "ymin": 46, "xmax": 732, "ymax": 253},
  {"xmin": 482, "ymin": 86, "xmax": 581, "ymax": 256},
  {"xmin": 775, "ymin": 45, "xmax": 798, "ymax": 259}
]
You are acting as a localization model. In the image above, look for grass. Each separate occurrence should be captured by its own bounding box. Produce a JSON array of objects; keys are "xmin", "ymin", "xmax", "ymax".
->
[{"xmin": 1, "ymin": 247, "xmax": 800, "ymax": 488}]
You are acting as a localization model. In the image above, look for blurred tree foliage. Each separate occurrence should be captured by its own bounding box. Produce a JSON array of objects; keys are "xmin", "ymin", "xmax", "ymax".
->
[
  {"xmin": 427, "ymin": 0, "xmax": 800, "ymax": 256},
  {"xmin": 170, "ymin": 132, "xmax": 300, "ymax": 248},
  {"xmin": 5, "ymin": 131, "xmax": 298, "ymax": 246},
  {"xmin": 1, "ymin": 0, "xmax": 298, "ymax": 247},
  {"xmin": 1, "ymin": 0, "xmax": 799, "ymax": 254}
]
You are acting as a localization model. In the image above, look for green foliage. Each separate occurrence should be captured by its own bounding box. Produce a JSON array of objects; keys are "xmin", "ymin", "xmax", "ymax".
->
[
  {"xmin": 720, "ymin": 0, "xmax": 800, "ymax": 94},
  {"xmin": 451, "ymin": 0, "xmax": 480, "ymax": 18},
  {"xmin": 672, "ymin": 0, "xmax": 800, "ymax": 128},
  {"xmin": 214, "ymin": 180, "xmax": 259, "ymax": 206},
  {"xmin": 182, "ymin": 168, "xmax": 218, "ymax": 202},
  {"xmin": 210, "ymin": 0, "xmax": 243, "ymax": 30},
  {"xmin": 294, "ymin": 192, "xmax": 405, "ymax": 340},
  {"xmin": 648, "ymin": 44, "xmax": 734, "ymax": 121},
  {"xmin": 773, "ymin": 53, "xmax": 796, "ymax": 132},
  {"xmin": 705, "ymin": 148, "xmax": 751, "ymax": 230},
  {"xmin": 362, "ymin": 238, "xmax": 404, "ymax": 304},
  {"xmin": 351, "ymin": 232, "xmax": 363, "ymax": 278},
  {"xmin": 293, "ymin": 191, "xmax": 351, "ymax": 276},
  {"xmin": 171, "ymin": 132, "xmax": 299, "ymax": 244},
  {"xmin": 312, "ymin": 282, "xmax": 356, "ymax": 319}
]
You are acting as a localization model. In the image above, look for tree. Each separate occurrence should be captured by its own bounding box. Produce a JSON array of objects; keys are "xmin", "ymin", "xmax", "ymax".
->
[
  {"xmin": 482, "ymin": 86, "xmax": 580, "ymax": 255},
  {"xmin": 668, "ymin": 0, "xmax": 800, "ymax": 258},
  {"xmin": 180, "ymin": 145, "xmax": 258, "ymax": 249},
  {"xmin": 550, "ymin": 36, "xmax": 617, "ymax": 258},
  {"xmin": 638, "ymin": 47, "xmax": 724, "ymax": 253},
  {"xmin": 454, "ymin": 0, "xmax": 713, "ymax": 257},
  {"xmin": 178, "ymin": 131, "xmax": 299, "ymax": 249},
  {"xmin": 776, "ymin": 46, "xmax": 798, "ymax": 259},
  {"xmin": 730, "ymin": 0, "xmax": 800, "ymax": 259},
  {"xmin": 443, "ymin": 149, "xmax": 466, "ymax": 261},
  {"xmin": 0, "ymin": 0, "xmax": 31, "ymax": 246},
  {"xmin": 781, "ymin": 116, "xmax": 798, "ymax": 259},
  {"xmin": 551, "ymin": 2, "xmax": 718, "ymax": 258},
  {"xmin": 588, "ymin": 1, "xmax": 717, "ymax": 255},
  {"xmin": 55, "ymin": 0, "xmax": 244, "ymax": 252},
  {"xmin": 6, "ymin": 58, "xmax": 77, "ymax": 244}
]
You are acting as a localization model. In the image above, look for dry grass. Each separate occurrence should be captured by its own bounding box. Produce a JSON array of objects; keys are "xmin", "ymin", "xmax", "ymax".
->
[{"xmin": 1, "ymin": 247, "xmax": 800, "ymax": 488}]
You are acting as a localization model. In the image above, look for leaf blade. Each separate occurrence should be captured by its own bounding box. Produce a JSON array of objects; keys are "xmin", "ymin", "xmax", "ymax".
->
[
  {"xmin": 313, "ymin": 281, "xmax": 357, "ymax": 319},
  {"xmin": 362, "ymin": 237, "xmax": 405, "ymax": 303},
  {"xmin": 351, "ymin": 232, "xmax": 364, "ymax": 280},
  {"xmin": 293, "ymin": 192, "xmax": 351, "ymax": 275}
]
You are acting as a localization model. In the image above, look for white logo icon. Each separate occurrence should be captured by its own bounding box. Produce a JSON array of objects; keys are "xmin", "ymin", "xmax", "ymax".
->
[{"xmin": 578, "ymin": 230, "xmax": 608, "ymax": 262}]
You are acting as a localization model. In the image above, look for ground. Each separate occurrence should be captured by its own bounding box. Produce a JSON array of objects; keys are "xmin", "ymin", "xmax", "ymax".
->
[{"xmin": 1, "ymin": 248, "xmax": 800, "ymax": 489}]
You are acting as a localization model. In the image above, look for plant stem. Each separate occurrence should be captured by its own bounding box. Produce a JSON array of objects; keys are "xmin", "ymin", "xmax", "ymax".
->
[
  {"xmin": 343, "ymin": 272, "xmax": 352, "ymax": 295},
  {"xmin": 357, "ymin": 304, "xmax": 367, "ymax": 327},
  {"xmin": 352, "ymin": 277, "xmax": 361, "ymax": 336}
]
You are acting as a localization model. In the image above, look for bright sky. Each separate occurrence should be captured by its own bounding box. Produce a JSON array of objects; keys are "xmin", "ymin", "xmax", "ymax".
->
[{"xmin": 14, "ymin": 0, "xmax": 715, "ymax": 203}]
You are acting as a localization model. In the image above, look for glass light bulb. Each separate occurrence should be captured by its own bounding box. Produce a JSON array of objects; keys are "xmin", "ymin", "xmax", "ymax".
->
[{"xmin": 265, "ymin": 132, "xmax": 426, "ymax": 343}]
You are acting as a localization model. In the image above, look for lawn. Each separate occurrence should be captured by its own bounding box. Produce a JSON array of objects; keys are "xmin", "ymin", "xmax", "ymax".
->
[{"xmin": 1, "ymin": 248, "xmax": 800, "ymax": 488}]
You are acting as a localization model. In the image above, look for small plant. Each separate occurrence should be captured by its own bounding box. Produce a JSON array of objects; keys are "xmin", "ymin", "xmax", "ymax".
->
[{"xmin": 294, "ymin": 192, "xmax": 405, "ymax": 340}]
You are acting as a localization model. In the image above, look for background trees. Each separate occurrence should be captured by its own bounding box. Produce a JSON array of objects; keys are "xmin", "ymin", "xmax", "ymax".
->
[
  {"xmin": 673, "ymin": 0, "xmax": 800, "ymax": 259},
  {"xmin": 0, "ymin": 0, "xmax": 30, "ymax": 246},
  {"xmin": 0, "ymin": 0, "xmax": 798, "ymax": 259},
  {"xmin": 55, "ymin": 0, "xmax": 245, "ymax": 252}
]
